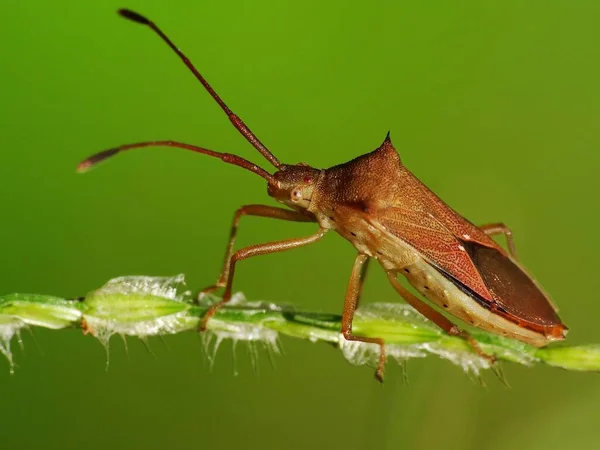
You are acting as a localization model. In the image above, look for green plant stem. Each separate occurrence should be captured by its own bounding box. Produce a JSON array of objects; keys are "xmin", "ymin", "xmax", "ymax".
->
[{"xmin": 0, "ymin": 275, "xmax": 598, "ymax": 376}]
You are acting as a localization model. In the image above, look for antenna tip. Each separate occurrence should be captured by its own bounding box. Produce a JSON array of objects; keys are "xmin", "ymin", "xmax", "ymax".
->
[
  {"xmin": 118, "ymin": 9, "xmax": 151, "ymax": 24},
  {"xmin": 76, "ymin": 160, "xmax": 93, "ymax": 173},
  {"xmin": 76, "ymin": 148, "xmax": 120, "ymax": 173}
]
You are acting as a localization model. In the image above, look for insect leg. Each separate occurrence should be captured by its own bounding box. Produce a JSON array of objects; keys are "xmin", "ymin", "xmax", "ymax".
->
[
  {"xmin": 355, "ymin": 257, "xmax": 371, "ymax": 309},
  {"xmin": 200, "ymin": 228, "xmax": 327, "ymax": 330},
  {"xmin": 340, "ymin": 254, "xmax": 386, "ymax": 382},
  {"xmin": 201, "ymin": 205, "xmax": 315, "ymax": 296},
  {"xmin": 385, "ymin": 271, "xmax": 496, "ymax": 364},
  {"xmin": 479, "ymin": 223, "xmax": 517, "ymax": 259}
]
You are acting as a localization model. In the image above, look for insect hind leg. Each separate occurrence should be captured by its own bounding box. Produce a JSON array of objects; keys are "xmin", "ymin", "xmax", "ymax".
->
[
  {"xmin": 479, "ymin": 222, "xmax": 517, "ymax": 260},
  {"xmin": 386, "ymin": 271, "xmax": 496, "ymax": 365}
]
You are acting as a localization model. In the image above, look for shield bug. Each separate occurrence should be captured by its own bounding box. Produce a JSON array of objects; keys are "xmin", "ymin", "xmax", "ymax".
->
[{"xmin": 79, "ymin": 9, "xmax": 567, "ymax": 381}]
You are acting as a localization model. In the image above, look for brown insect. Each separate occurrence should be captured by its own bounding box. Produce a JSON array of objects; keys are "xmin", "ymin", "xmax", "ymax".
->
[{"xmin": 79, "ymin": 9, "xmax": 567, "ymax": 381}]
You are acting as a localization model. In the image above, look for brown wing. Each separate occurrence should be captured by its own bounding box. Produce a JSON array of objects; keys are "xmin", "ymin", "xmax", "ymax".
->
[
  {"xmin": 375, "ymin": 167, "xmax": 564, "ymax": 332},
  {"xmin": 377, "ymin": 203, "xmax": 494, "ymax": 301}
]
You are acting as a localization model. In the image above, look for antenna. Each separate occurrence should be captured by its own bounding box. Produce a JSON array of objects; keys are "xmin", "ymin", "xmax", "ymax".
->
[
  {"xmin": 118, "ymin": 9, "xmax": 281, "ymax": 169},
  {"xmin": 77, "ymin": 140, "xmax": 276, "ymax": 183}
]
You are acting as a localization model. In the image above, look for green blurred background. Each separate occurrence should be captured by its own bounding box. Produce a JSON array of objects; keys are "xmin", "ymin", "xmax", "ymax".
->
[{"xmin": 2, "ymin": 1, "xmax": 600, "ymax": 449}]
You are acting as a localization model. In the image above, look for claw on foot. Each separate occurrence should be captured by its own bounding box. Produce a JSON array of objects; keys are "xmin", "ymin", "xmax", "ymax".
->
[
  {"xmin": 462, "ymin": 331, "xmax": 496, "ymax": 365},
  {"xmin": 81, "ymin": 318, "xmax": 95, "ymax": 336},
  {"xmin": 375, "ymin": 367, "xmax": 384, "ymax": 383}
]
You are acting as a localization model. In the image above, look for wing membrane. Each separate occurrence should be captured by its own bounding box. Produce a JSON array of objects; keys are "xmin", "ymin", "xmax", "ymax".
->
[{"xmin": 462, "ymin": 240, "xmax": 561, "ymax": 326}]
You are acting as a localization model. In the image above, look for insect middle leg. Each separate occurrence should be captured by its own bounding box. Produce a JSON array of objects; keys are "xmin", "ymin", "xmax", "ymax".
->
[
  {"xmin": 201, "ymin": 205, "xmax": 315, "ymax": 296},
  {"xmin": 356, "ymin": 256, "xmax": 371, "ymax": 309},
  {"xmin": 200, "ymin": 227, "xmax": 327, "ymax": 331},
  {"xmin": 341, "ymin": 253, "xmax": 387, "ymax": 382},
  {"xmin": 385, "ymin": 271, "xmax": 496, "ymax": 363},
  {"xmin": 479, "ymin": 222, "xmax": 517, "ymax": 259}
]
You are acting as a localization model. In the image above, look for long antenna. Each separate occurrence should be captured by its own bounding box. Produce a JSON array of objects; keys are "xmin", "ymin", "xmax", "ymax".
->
[
  {"xmin": 118, "ymin": 9, "xmax": 281, "ymax": 169},
  {"xmin": 77, "ymin": 140, "xmax": 276, "ymax": 183}
]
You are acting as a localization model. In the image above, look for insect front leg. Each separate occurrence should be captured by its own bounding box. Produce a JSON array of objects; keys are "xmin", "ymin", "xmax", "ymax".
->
[
  {"xmin": 479, "ymin": 222, "xmax": 517, "ymax": 259},
  {"xmin": 340, "ymin": 253, "xmax": 387, "ymax": 382},
  {"xmin": 200, "ymin": 205, "xmax": 315, "ymax": 296},
  {"xmin": 199, "ymin": 228, "xmax": 327, "ymax": 331},
  {"xmin": 385, "ymin": 271, "xmax": 496, "ymax": 364}
]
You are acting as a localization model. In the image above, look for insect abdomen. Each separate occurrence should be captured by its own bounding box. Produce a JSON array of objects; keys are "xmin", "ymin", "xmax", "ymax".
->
[{"xmin": 401, "ymin": 259, "xmax": 561, "ymax": 347}]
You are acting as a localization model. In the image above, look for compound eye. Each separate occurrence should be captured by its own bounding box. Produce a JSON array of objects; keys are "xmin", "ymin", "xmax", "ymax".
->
[{"xmin": 290, "ymin": 188, "xmax": 302, "ymax": 203}]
